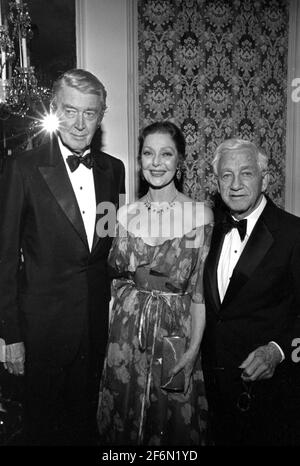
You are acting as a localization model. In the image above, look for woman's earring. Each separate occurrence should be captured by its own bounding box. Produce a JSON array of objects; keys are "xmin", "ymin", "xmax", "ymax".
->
[{"xmin": 176, "ymin": 167, "xmax": 182, "ymax": 181}]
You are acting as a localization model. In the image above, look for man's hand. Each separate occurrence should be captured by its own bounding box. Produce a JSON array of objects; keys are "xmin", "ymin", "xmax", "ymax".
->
[
  {"xmin": 4, "ymin": 342, "xmax": 25, "ymax": 376},
  {"xmin": 239, "ymin": 342, "xmax": 282, "ymax": 382}
]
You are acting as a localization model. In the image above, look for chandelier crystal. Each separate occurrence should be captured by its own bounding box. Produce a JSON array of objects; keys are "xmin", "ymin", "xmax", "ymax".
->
[{"xmin": 0, "ymin": 0, "xmax": 50, "ymax": 118}]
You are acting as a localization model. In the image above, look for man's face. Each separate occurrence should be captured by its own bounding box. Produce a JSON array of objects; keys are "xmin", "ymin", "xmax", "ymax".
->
[
  {"xmin": 217, "ymin": 150, "xmax": 268, "ymax": 219},
  {"xmin": 55, "ymin": 85, "xmax": 102, "ymax": 153}
]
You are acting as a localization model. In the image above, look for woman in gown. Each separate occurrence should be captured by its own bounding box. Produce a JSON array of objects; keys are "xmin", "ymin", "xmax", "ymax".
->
[{"xmin": 97, "ymin": 121, "xmax": 213, "ymax": 445}]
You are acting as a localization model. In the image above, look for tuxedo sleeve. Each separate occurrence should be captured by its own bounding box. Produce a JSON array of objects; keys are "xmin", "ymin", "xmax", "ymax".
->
[
  {"xmin": 0, "ymin": 157, "xmax": 25, "ymax": 344},
  {"xmin": 118, "ymin": 160, "xmax": 126, "ymax": 201},
  {"xmin": 112, "ymin": 159, "xmax": 126, "ymax": 211}
]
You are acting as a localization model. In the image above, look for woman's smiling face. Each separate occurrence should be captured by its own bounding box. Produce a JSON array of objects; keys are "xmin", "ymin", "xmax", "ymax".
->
[{"xmin": 140, "ymin": 132, "xmax": 179, "ymax": 188}]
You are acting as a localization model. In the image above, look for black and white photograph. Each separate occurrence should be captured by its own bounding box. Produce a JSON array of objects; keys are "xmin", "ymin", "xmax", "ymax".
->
[{"xmin": 0, "ymin": 0, "xmax": 300, "ymax": 454}]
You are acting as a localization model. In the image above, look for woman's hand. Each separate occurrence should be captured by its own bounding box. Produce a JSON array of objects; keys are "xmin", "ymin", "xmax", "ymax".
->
[
  {"xmin": 168, "ymin": 302, "xmax": 205, "ymax": 394},
  {"xmin": 170, "ymin": 346, "xmax": 200, "ymax": 394}
]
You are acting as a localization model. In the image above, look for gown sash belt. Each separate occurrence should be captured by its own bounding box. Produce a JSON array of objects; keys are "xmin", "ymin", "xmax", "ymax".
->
[
  {"xmin": 136, "ymin": 287, "xmax": 188, "ymax": 444},
  {"xmin": 115, "ymin": 278, "xmax": 188, "ymax": 444}
]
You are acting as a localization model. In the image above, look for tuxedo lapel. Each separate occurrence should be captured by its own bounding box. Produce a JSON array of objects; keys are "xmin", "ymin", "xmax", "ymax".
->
[
  {"xmin": 91, "ymin": 151, "xmax": 112, "ymax": 252},
  {"xmin": 222, "ymin": 203, "xmax": 275, "ymax": 308},
  {"xmin": 204, "ymin": 222, "xmax": 225, "ymax": 313},
  {"xmin": 38, "ymin": 139, "xmax": 89, "ymax": 249}
]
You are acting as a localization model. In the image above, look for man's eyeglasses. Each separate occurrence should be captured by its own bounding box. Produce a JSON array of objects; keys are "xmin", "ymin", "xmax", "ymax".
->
[{"xmin": 236, "ymin": 381, "xmax": 254, "ymax": 412}]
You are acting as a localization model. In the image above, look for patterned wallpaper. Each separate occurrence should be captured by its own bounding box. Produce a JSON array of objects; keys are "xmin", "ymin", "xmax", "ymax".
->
[{"xmin": 138, "ymin": 0, "xmax": 289, "ymax": 205}]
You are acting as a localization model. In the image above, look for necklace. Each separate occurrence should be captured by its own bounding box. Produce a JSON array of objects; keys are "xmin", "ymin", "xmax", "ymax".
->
[{"xmin": 144, "ymin": 189, "xmax": 178, "ymax": 214}]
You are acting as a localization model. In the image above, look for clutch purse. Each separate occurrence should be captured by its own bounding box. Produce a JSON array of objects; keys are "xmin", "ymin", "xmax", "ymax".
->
[{"xmin": 160, "ymin": 335, "xmax": 186, "ymax": 392}]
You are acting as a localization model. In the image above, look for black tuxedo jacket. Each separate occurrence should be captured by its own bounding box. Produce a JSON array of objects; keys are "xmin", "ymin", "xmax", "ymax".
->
[
  {"xmin": 203, "ymin": 198, "xmax": 300, "ymax": 386},
  {"xmin": 0, "ymin": 136, "xmax": 125, "ymax": 367}
]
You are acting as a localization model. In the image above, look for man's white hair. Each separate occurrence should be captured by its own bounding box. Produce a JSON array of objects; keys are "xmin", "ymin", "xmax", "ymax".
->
[{"xmin": 212, "ymin": 138, "xmax": 268, "ymax": 175}]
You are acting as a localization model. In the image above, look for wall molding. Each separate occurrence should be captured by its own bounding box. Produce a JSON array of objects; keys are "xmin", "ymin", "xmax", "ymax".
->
[
  {"xmin": 75, "ymin": 0, "xmax": 86, "ymax": 69},
  {"xmin": 286, "ymin": 0, "xmax": 300, "ymax": 216},
  {"xmin": 75, "ymin": 0, "xmax": 138, "ymax": 203},
  {"xmin": 126, "ymin": 0, "xmax": 139, "ymax": 202}
]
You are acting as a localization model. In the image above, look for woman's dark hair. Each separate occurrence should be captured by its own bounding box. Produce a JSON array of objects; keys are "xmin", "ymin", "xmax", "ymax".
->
[
  {"xmin": 138, "ymin": 121, "xmax": 186, "ymax": 196},
  {"xmin": 138, "ymin": 121, "xmax": 186, "ymax": 163}
]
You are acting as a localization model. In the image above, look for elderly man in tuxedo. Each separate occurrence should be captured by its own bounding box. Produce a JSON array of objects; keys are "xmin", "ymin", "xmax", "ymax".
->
[
  {"xmin": 203, "ymin": 138, "xmax": 300, "ymax": 445},
  {"xmin": 0, "ymin": 69, "xmax": 125, "ymax": 444}
]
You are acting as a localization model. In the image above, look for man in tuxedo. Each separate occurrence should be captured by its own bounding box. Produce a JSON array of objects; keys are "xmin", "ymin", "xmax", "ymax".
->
[
  {"xmin": 0, "ymin": 69, "xmax": 125, "ymax": 444},
  {"xmin": 203, "ymin": 138, "xmax": 300, "ymax": 445}
]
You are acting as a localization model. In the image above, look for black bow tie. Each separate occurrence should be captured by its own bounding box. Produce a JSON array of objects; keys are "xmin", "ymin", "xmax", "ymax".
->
[
  {"xmin": 222, "ymin": 213, "xmax": 247, "ymax": 241},
  {"xmin": 66, "ymin": 152, "xmax": 93, "ymax": 172}
]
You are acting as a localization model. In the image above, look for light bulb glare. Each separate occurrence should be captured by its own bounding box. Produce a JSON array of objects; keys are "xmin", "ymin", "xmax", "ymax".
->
[{"xmin": 42, "ymin": 113, "xmax": 59, "ymax": 133}]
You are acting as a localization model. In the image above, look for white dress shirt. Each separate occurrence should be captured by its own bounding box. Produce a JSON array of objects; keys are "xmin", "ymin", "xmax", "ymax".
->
[
  {"xmin": 217, "ymin": 196, "xmax": 267, "ymax": 302},
  {"xmin": 59, "ymin": 137, "xmax": 96, "ymax": 251},
  {"xmin": 217, "ymin": 195, "xmax": 284, "ymax": 360}
]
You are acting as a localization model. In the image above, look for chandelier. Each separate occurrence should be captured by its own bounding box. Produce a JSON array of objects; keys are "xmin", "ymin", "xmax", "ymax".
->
[{"xmin": 0, "ymin": 0, "xmax": 50, "ymax": 118}]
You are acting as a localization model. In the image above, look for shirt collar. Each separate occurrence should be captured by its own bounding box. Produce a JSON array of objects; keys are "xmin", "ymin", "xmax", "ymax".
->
[
  {"xmin": 58, "ymin": 136, "xmax": 90, "ymax": 163},
  {"xmin": 232, "ymin": 195, "xmax": 267, "ymax": 238}
]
